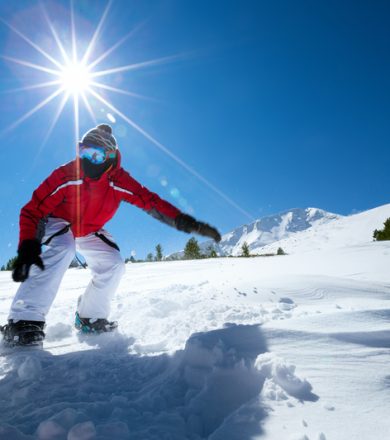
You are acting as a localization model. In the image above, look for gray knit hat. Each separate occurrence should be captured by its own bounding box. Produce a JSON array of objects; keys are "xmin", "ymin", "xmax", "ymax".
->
[{"xmin": 81, "ymin": 124, "xmax": 117, "ymax": 151}]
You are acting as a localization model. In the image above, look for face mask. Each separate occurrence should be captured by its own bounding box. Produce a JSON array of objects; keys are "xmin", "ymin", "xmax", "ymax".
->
[{"xmin": 81, "ymin": 157, "xmax": 115, "ymax": 179}]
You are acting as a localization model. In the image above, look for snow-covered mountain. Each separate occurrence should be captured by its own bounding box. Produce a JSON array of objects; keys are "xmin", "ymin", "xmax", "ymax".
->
[
  {"xmin": 259, "ymin": 203, "xmax": 390, "ymax": 255},
  {"xmin": 170, "ymin": 207, "xmax": 341, "ymax": 258},
  {"xmin": 215, "ymin": 207, "xmax": 341, "ymax": 256},
  {"xmin": 172, "ymin": 204, "xmax": 390, "ymax": 257}
]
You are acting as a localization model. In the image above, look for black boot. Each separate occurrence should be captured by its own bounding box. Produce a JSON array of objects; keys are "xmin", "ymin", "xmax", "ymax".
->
[
  {"xmin": 75, "ymin": 312, "xmax": 117, "ymax": 334},
  {"xmin": 0, "ymin": 320, "xmax": 45, "ymax": 347}
]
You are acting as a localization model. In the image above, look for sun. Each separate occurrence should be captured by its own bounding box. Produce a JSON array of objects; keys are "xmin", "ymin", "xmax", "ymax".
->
[
  {"xmin": 0, "ymin": 2, "xmax": 255, "ymax": 221},
  {"xmin": 60, "ymin": 62, "xmax": 91, "ymax": 95}
]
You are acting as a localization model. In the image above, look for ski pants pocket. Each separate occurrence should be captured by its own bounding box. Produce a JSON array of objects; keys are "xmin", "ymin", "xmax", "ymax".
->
[{"xmin": 94, "ymin": 231, "xmax": 120, "ymax": 251}]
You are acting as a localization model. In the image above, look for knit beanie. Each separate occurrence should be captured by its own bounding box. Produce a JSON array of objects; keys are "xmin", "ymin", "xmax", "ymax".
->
[{"xmin": 81, "ymin": 124, "xmax": 117, "ymax": 151}]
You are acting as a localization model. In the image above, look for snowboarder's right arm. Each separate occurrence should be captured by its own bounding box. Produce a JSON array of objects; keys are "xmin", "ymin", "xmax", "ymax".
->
[
  {"xmin": 19, "ymin": 165, "xmax": 76, "ymax": 244},
  {"xmin": 14, "ymin": 165, "xmax": 75, "ymax": 282}
]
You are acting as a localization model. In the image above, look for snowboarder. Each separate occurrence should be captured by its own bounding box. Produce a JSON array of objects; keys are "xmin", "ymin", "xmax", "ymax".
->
[{"xmin": 1, "ymin": 124, "xmax": 221, "ymax": 346}]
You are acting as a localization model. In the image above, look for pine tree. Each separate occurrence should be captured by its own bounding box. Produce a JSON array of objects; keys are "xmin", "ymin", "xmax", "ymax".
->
[
  {"xmin": 155, "ymin": 244, "xmax": 163, "ymax": 261},
  {"xmin": 206, "ymin": 245, "xmax": 218, "ymax": 258},
  {"xmin": 277, "ymin": 247, "xmax": 286, "ymax": 255},
  {"xmin": 146, "ymin": 252, "xmax": 154, "ymax": 262},
  {"xmin": 184, "ymin": 237, "xmax": 201, "ymax": 260},
  {"xmin": 241, "ymin": 242, "xmax": 250, "ymax": 257},
  {"xmin": 2, "ymin": 256, "xmax": 17, "ymax": 271},
  {"xmin": 373, "ymin": 218, "xmax": 390, "ymax": 241}
]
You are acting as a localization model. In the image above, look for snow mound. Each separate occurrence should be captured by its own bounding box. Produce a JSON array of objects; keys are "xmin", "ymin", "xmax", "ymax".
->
[
  {"xmin": 0, "ymin": 325, "xmax": 272, "ymax": 439},
  {"xmin": 256, "ymin": 353, "xmax": 318, "ymax": 402}
]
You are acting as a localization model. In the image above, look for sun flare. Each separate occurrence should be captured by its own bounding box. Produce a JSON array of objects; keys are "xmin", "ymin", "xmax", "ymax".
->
[{"xmin": 60, "ymin": 63, "xmax": 91, "ymax": 95}]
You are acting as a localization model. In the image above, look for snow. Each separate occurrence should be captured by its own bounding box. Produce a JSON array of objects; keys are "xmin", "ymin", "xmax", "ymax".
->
[{"xmin": 1, "ymin": 205, "xmax": 390, "ymax": 439}]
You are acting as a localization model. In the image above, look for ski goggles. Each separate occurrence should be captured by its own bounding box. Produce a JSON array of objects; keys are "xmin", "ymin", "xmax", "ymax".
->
[{"xmin": 78, "ymin": 143, "xmax": 117, "ymax": 164}]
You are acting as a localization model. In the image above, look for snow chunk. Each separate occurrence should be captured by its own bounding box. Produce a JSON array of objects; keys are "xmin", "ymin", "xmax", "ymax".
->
[
  {"xmin": 67, "ymin": 421, "xmax": 96, "ymax": 440},
  {"xmin": 182, "ymin": 324, "xmax": 267, "ymax": 437},
  {"xmin": 17, "ymin": 356, "xmax": 42, "ymax": 381},
  {"xmin": 36, "ymin": 420, "xmax": 66, "ymax": 440},
  {"xmin": 256, "ymin": 353, "xmax": 318, "ymax": 401}
]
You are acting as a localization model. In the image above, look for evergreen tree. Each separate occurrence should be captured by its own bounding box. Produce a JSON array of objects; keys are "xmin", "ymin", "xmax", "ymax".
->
[
  {"xmin": 277, "ymin": 247, "xmax": 286, "ymax": 255},
  {"xmin": 373, "ymin": 218, "xmax": 390, "ymax": 241},
  {"xmin": 241, "ymin": 241, "xmax": 250, "ymax": 257},
  {"xmin": 184, "ymin": 237, "xmax": 201, "ymax": 260},
  {"xmin": 155, "ymin": 244, "xmax": 163, "ymax": 261},
  {"xmin": 2, "ymin": 256, "xmax": 17, "ymax": 271},
  {"xmin": 146, "ymin": 253, "xmax": 154, "ymax": 262},
  {"xmin": 206, "ymin": 245, "xmax": 218, "ymax": 258}
]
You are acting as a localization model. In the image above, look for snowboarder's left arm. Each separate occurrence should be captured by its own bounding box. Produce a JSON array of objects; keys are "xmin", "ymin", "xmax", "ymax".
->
[
  {"xmin": 112, "ymin": 169, "xmax": 180, "ymax": 227},
  {"xmin": 112, "ymin": 170, "xmax": 221, "ymax": 242}
]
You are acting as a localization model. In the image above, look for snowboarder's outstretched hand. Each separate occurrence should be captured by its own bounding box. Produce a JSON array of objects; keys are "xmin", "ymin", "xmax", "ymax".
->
[
  {"xmin": 175, "ymin": 213, "xmax": 222, "ymax": 243},
  {"xmin": 12, "ymin": 239, "xmax": 44, "ymax": 282}
]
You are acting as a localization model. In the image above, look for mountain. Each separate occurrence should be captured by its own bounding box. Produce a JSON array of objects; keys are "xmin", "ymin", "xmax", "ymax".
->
[
  {"xmin": 258, "ymin": 203, "xmax": 390, "ymax": 255},
  {"xmin": 167, "ymin": 207, "xmax": 340, "ymax": 259},
  {"xmin": 212, "ymin": 207, "xmax": 341, "ymax": 256},
  {"xmin": 170, "ymin": 204, "xmax": 390, "ymax": 258}
]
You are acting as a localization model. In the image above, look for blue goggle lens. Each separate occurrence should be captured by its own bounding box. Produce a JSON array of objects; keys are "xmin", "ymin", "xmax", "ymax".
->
[{"xmin": 79, "ymin": 144, "xmax": 116, "ymax": 164}]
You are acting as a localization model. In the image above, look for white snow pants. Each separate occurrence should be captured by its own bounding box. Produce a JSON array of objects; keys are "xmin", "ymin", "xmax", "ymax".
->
[{"xmin": 8, "ymin": 217, "xmax": 125, "ymax": 322}]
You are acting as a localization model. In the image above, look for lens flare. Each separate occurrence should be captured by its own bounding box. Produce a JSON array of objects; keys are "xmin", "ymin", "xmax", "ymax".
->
[{"xmin": 60, "ymin": 63, "xmax": 91, "ymax": 95}]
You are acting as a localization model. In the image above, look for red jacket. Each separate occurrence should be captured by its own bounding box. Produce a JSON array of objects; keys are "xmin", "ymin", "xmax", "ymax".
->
[{"xmin": 20, "ymin": 151, "xmax": 181, "ymax": 244}]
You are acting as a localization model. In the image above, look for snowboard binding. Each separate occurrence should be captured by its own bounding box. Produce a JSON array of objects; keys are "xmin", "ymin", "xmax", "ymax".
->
[
  {"xmin": 74, "ymin": 312, "xmax": 118, "ymax": 334},
  {"xmin": 0, "ymin": 320, "xmax": 45, "ymax": 347}
]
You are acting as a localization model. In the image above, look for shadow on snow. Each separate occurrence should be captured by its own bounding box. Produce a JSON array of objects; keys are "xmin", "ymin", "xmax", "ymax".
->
[{"xmin": 0, "ymin": 324, "xmax": 317, "ymax": 439}]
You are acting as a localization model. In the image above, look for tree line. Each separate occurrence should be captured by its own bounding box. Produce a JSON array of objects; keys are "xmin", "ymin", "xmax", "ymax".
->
[{"xmin": 127, "ymin": 238, "xmax": 285, "ymax": 263}]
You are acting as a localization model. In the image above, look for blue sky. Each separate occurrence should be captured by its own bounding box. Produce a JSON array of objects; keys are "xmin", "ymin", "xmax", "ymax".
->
[{"xmin": 0, "ymin": 0, "xmax": 389, "ymax": 264}]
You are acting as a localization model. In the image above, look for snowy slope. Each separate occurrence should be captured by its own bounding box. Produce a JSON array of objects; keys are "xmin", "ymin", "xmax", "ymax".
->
[
  {"xmin": 1, "ymin": 236, "xmax": 390, "ymax": 439},
  {"xmin": 258, "ymin": 203, "xmax": 390, "ymax": 255}
]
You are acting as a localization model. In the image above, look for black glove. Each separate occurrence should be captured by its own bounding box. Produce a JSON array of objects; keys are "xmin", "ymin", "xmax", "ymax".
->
[
  {"xmin": 12, "ymin": 239, "xmax": 44, "ymax": 282},
  {"xmin": 175, "ymin": 213, "xmax": 222, "ymax": 243}
]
